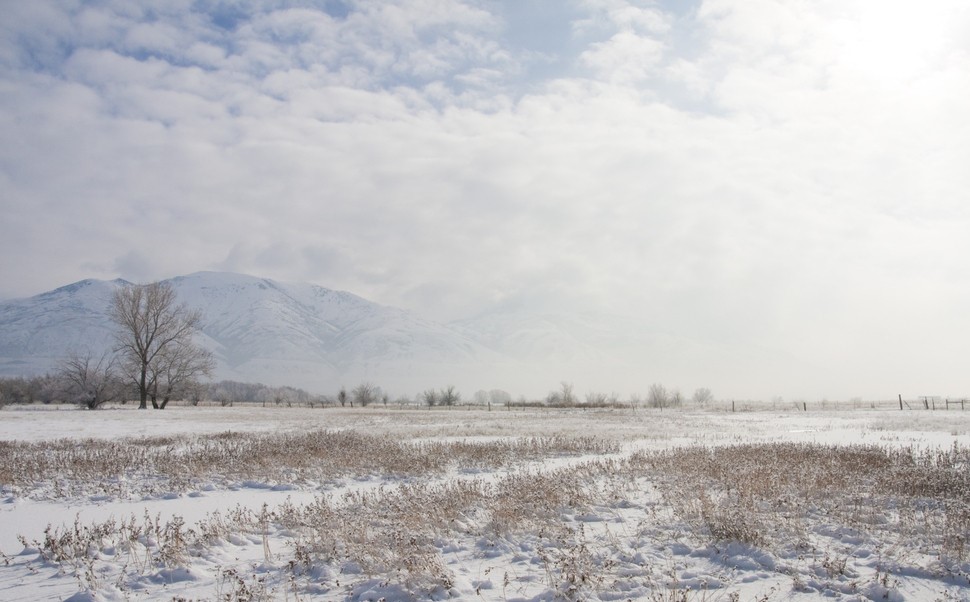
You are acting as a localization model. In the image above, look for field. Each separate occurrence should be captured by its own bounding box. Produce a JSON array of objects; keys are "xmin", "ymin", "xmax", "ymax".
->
[{"xmin": 1, "ymin": 403, "xmax": 969, "ymax": 601}]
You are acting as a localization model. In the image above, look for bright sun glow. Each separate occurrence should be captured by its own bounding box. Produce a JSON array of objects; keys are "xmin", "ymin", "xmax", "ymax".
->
[{"xmin": 836, "ymin": 0, "xmax": 956, "ymax": 86}]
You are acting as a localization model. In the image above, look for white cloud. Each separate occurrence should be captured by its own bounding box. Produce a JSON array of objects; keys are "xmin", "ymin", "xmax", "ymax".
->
[
  {"xmin": 580, "ymin": 31, "xmax": 666, "ymax": 84},
  {"xmin": 1, "ymin": 0, "xmax": 969, "ymax": 398},
  {"xmin": 123, "ymin": 21, "xmax": 188, "ymax": 56}
]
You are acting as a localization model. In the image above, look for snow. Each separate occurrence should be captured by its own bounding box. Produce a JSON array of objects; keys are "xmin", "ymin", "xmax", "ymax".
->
[
  {"xmin": 0, "ymin": 272, "xmax": 494, "ymax": 391},
  {"xmin": 0, "ymin": 271, "xmax": 795, "ymax": 399},
  {"xmin": 1, "ymin": 403, "xmax": 969, "ymax": 601}
]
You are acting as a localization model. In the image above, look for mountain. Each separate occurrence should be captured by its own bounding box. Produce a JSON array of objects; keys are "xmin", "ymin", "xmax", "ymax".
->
[
  {"xmin": 0, "ymin": 271, "xmax": 790, "ymax": 398},
  {"xmin": 0, "ymin": 272, "xmax": 497, "ymax": 393},
  {"xmin": 0, "ymin": 278, "xmax": 128, "ymax": 377},
  {"xmin": 166, "ymin": 272, "xmax": 497, "ymax": 390}
]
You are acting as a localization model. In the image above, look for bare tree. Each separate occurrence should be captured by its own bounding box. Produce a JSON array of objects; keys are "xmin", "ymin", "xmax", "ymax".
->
[
  {"xmin": 149, "ymin": 340, "xmax": 214, "ymax": 409},
  {"xmin": 0, "ymin": 375, "xmax": 60, "ymax": 405},
  {"xmin": 422, "ymin": 388, "xmax": 439, "ymax": 407},
  {"xmin": 669, "ymin": 389, "xmax": 684, "ymax": 408},
  {"xmin": 0, "ymin": 378, "xmax": 25, "ymax": 405},
  {"xmin": 271, "ymin": 389, "xmax": 289, "ymax": 407},
  {"xmin": 560, "ymin": 381, "xmax": 577, "ymax": 405},
  {"xmin": 58, "ymin": 350, "xmax": 121, "ymax": 410},
  {"xmin": 692, "ymin": 387, "xmax": 713, "ymax": 405},
  {"xmin": 488, "ymin": 389, "xmax": 511, "ymax": 406},
  {"xmin": 546, "ymin": 382, "xmax": 577, "ymax": 406},
  {"xmin": 352, "ymin": 382, "xmax": 378, "ymax": 407},
  {"xmin": 647, "ymin": 383, "xmax": 668, "ymax": 409},
  {"xmin": 110, "ymin": 281, "xmax": 208, "ymax": 409},
  {"xmin": 439, "ymin": 385, "xmax": 460, "ymax": 406},
  {"xmin": 337, "ymin": 386, "xmax": 348, "ymax": 407}
]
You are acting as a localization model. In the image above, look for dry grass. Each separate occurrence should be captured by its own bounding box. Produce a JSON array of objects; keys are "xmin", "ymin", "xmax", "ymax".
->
[
  {"xmin": 0, "ymin": 430, "xmax": 618, "ymax": 499},
  {"xmin": 629, "ymin": 442, "xmax": 970, "ymax": 576},
  {"xmin": 10, "ymin": 438, "xmax": 970, "ymax": 600},
  {"xmin": 18, "ymin": 464, "xmax": 612, "ymax": 598}
]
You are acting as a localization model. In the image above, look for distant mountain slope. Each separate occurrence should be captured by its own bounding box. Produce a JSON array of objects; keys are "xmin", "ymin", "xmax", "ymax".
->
[
  {"xmin": 0, "ymin": 271, "xmax": 783, "ymax": 398},
  {"xmin": 0, "ymin": 272, "xmax": 496, "ymax": 392},
  {"xmin": 0, "ymin": 278, "xmax": 127, "ymax": 376},
  {"xmin": 170, "ymin": 272, "xmax": 493, "ymax": 383}
]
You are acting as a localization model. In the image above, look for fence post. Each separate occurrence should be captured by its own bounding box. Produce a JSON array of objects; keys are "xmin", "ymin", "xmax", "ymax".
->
[{"xmin": 899, "ymin": 394, "xmax": 903, "ymax": 410}]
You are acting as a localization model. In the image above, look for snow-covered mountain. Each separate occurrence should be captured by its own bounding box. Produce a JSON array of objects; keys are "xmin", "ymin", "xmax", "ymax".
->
[
  {"xmin": 0, "ymin": 271, "xmax": 783, "ymax": 398},
  {"xmin": 0, "ymin": 278, "xmax": 128, "ymax": 377},
  {"xmin": 0, "ymin": 272, "xmax": 498, "ymax": 393}
]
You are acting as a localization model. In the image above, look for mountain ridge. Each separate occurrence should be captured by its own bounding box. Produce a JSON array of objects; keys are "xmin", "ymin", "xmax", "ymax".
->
[
  {"xmin": 0, "ymin": 272, "xmax": 511, "ymax": 393},
  {"xmin": 0, "ymin": 271, "xmax": 773, "ymax": 398}
]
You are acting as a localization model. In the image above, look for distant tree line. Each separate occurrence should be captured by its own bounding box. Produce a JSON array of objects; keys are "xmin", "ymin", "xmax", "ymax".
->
[
  {"xmin": 536, "ymin": 382, "xmax": 714, "ymax": 409},
  {"xmin": 206, "ymin": 380, "xmax": 314, "ymax": 406},
  {"xmin": 0, "ymin": 373, "xmax": 714, "ymax": 411},
  {"xmin": 0, "ymin": 374, "xmax": 61, "ymax": 406}
]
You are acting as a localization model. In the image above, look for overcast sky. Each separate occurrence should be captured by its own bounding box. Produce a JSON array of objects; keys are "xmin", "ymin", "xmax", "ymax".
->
[{"xmin": 2, "ymin": 0, "xmax": 969, "ymax": 399}]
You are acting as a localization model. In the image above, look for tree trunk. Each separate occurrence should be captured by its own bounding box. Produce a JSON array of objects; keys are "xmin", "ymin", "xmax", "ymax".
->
[
  {"xmin": 138, "ymin": 367, "xmax": 148, "ymax": 409},
  {"xmin": 150, "ymin": 379, "xmax": 160, "ymax": 409}
]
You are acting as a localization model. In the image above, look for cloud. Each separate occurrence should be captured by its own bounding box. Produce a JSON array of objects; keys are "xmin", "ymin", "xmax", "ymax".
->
[
  {"xmin": 112, "ymin": 249, "xmax": 165, "ymax": 284},
  {"xmin": 581, "ymin": 31, "xmax": 666, "ymax": 84},
  {"xmin": 1, "ymin": 0, "xmax": 969, "ymax": 398}
]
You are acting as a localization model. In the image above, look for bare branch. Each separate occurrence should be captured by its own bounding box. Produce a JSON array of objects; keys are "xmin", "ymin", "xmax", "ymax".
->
[{"xmin": 110, "ymin": 281, "xmax": 211, "ymax": 409}]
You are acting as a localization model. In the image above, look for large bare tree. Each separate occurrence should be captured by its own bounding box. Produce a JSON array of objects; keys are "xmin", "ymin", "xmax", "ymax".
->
[{"xmin": 110, "ymin": 281, "xmax": 210, "ymax": 409}]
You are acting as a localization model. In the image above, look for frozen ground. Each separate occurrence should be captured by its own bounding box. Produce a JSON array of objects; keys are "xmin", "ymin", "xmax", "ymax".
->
[{"xmin": 1, "ymin": 403, "xmax": 968, "ymax": 601}]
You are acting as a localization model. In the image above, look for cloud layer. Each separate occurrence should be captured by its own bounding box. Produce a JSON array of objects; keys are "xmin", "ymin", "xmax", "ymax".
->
[{"xmin": 2, "ymin": 0, "xmax": 969, "ymax": 399}]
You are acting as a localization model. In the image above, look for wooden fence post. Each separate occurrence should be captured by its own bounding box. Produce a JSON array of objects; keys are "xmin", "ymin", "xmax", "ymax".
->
[{"xmin": 898, "ymin": 394, "xmax": 903, "ymax": 410}]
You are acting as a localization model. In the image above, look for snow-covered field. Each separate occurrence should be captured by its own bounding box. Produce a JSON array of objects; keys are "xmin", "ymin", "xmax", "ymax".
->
[{"xmin": 1, "ymin": 403, "xmax": 969, "ymax": 601}]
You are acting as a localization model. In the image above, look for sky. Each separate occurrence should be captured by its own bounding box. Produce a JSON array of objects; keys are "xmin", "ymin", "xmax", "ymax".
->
[{"xmin": 1, "ymin": 0, "xmax": 969, "ymax": 400}]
